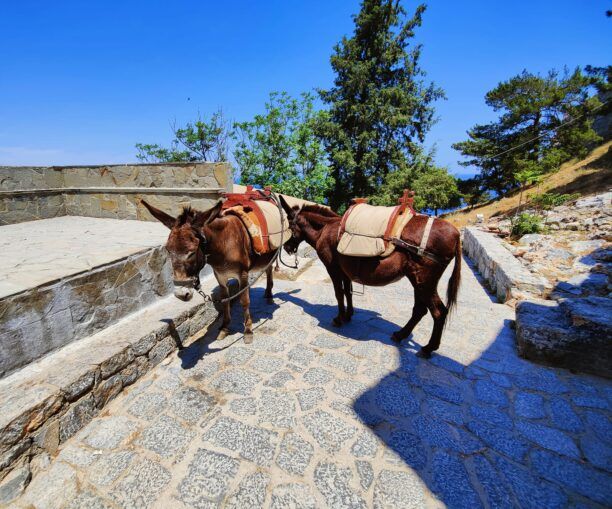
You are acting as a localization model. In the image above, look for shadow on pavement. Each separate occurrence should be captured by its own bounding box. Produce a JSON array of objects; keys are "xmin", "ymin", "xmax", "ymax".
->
[{"xmin": 351, "ymin": 320, "xmax": 612, "ymax": 508}]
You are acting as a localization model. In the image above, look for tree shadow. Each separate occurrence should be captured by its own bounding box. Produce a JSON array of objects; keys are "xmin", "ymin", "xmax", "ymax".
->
[{"xmin": 351, "ymin": 318, "xmax": 612, "ymax": 508}]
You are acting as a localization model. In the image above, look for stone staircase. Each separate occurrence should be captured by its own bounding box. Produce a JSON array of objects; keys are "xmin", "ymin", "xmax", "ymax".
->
[{"xmin": 0, "ymin": 217, "xmax": 221, "ymax": 485}]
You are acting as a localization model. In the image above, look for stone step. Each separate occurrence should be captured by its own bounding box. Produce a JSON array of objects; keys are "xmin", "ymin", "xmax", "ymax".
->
[
  {"xmin": 0, "ymin": 281, "xmax": 221, "ymax": 484},
  {"xmin": 0, "ymin": 217, "xmax": 174, "ymax": 378},
  {"xmin": 516, "ymin": 296, "xmax": 612, "ymax": 378}
]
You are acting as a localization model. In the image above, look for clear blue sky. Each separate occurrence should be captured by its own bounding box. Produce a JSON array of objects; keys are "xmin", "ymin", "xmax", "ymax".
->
[{"xmin": 1, "ymin": 1, "xmax": 609, "ymax": 176}]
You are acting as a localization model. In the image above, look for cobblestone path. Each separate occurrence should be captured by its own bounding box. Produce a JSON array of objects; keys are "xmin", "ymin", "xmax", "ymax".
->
[{"xmin": 11, "ymin": 259, "xmax": 612, "ymax": 508}]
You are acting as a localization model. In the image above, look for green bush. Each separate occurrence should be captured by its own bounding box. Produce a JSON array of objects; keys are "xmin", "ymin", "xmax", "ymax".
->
[
  {"xmin": 511, "ymin": 213, "xmax": 543, "ymax": 237},
  {"xmin": 531, "ymin": 192, "xmax": 580, "ymax": 211}
]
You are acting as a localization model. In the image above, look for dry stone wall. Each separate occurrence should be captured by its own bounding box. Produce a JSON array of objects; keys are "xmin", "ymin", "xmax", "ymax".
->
[
  {"xmin": 463, "ymin": 227, "xmax": 548, "ymax": 303},
  {"xmin": 0, "ymin": 162, "xmax": 232, "ymax": 225}
]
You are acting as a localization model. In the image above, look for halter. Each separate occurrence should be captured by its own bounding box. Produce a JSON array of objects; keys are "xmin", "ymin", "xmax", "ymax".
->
[{"xmin": 172, "ymin": 228, "xmax": 209, "ymax": 291}]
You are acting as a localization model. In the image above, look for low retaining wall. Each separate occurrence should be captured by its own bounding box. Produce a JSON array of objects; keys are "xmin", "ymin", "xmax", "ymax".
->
[
  {"xmin": 0, "ymin": 162, "xmax": 232, "ymax": 225},
  {"xmin": 463, "ymin": 227, "xmax": 547, "ymax": 303},
  {"xmin": 0, "ymin": 292, "xmax": 220, "ymax": 485},
  {"xmin": 0, "ymin": 247, "xmax": 173, "ymax": 378}
]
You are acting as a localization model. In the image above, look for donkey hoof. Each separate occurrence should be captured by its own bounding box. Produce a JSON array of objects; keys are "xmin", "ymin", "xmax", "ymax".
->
[
  {"xmin": 218, "ymin": 328, "xmax": 231, "ymax": 340},
  {"xmin": 332, "ymin": 317, "xmax": 343, "ymax": 327},
  {"xmin": 417, "ymin": 348, "xmax": 432, "ymax": 359},
  {"xmin": 244, "ymin": 332, "xmax": 254, "ymax": 345},
  {"xmin": 265, "ymin": 297, "xmax": 274, "ymax": 305}
]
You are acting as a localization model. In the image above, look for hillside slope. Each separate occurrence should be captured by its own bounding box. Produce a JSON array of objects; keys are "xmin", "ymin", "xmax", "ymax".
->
[{"xmin": 446, "ymin": 141, "xmax": 612, "ymax": 228}]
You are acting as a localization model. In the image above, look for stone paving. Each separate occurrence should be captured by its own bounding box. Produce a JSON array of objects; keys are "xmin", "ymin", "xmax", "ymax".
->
[
  {"xmin": 0, "ymin": 216, "xmax": 168, "ymax": 298},
  {"xmin": 7, "ymin": 258, "xmax": 612, "ymax": 508}
]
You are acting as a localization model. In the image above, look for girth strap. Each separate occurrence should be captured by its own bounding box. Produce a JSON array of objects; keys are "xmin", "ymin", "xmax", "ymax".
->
[{"xmin": 418, "ymin": 216, "xmax": 435, "ymax": 257}]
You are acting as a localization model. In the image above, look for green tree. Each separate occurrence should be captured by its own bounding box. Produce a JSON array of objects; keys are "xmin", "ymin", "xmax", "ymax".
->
[
  {"xmin": 411, "ymin": 167, "xmax": 462, "ymax": 215},
  {"xmin": 457, "ymin": 176, "xmax": 491, "ymax": 209},
  {"xmin": 318, "ymin": 0, "xmax": 444, "ymax": 209},
  {"xmin": 369, "ymin": 147, "xmax": 434, "ymax": 205},
  {"xmin": 453, "ymin": 68, "xmax": 603, "ymax": 195},
  {"xmin": 135, "ymin": 109, "xmax": 231, "ymax": 162},
  {"xmin": 233, "ymin": 92, "xmax": 333, "ymax": 203}
]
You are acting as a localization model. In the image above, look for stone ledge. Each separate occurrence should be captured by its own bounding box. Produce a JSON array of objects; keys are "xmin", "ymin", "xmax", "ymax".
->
[
  {"xmin": 0, "ymin": 187, "xmax": 225, "ymax": 197},
  {"xmin": 516, "ymin": 297, "xmax": 612, "ymax": 378},
  {"xmin": 463, "ymin": 227, "xmax": 547, "ymax": 304},
  {"xmin": 0, "ymin": 283, "xmax": 221, "ymax": 482}
]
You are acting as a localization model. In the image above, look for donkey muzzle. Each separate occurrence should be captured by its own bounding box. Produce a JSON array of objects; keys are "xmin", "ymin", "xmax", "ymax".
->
[{"xmin": 173, "ymin": 278, "xmax": 199, "ymax": 301}]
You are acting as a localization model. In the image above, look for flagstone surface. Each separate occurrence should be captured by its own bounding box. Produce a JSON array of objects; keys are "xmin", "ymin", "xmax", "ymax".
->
[{"xmin": 7, "ymin": 258, "xmax": 612, "ymax": 508}]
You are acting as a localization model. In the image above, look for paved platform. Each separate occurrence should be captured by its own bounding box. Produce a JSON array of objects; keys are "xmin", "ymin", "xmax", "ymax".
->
[
  {"xmin": 0, "ymin": 216, "xmax": 168, "ymax": 299},
  {"xmin": 7, "ymin": 258, "xmax": 612, "ymax": 508},
  {"xmin": 0, "ymin": 217, "xmax": 174, "ymax": 377}
]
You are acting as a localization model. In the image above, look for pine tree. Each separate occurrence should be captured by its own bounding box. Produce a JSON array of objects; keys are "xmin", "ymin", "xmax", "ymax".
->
[
  {"xmin": 318, "ymin": 1, "xmax": 444, "ymax": 209},
  {"xmin": 453, "ymin": 68, "xmax": 603, "ymax": 195}
]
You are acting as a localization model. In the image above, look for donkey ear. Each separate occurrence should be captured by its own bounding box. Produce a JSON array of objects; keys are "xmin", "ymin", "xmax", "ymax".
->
[
  {"xmin": 141, "ymin": 200, "xmax": 176, "ymax": 229},
  {"xmin": 279, "ymin": 195, "xmax": 295, "ymax": 219},
  {"xmin": 194, "ymin": 200, "xmax": 223, "ymax": 227}
]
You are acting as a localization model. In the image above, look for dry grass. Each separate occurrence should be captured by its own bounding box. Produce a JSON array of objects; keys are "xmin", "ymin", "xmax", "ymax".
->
[{"xmin": 445, "ymin": 141, "xmax": 612, "ymax": 228}]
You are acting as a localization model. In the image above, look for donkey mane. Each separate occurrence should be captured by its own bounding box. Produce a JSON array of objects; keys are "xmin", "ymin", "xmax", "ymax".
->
[
  {"xmin": 300, "ymin": 204, "xmax": 340, "ymax": 218},
  {"xmin": 177, "ymin": 206, "xmax": 209, "ymax": 226}
]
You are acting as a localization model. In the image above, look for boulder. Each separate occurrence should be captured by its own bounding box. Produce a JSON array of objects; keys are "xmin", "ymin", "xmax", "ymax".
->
[
  {"xmin": 518, "ymin": 234, "xmax": 545, "ymax": 246},
  {"xmin": 516, "ymin": 297, "xmax": 612, "ymax": 378},
  {"xmin": 575, "ymin": 192, "xmax": 612, "ymax": 209},
  {"xmin": 566, "ymin": 273, "xmax": 609, "ymax": 296}
]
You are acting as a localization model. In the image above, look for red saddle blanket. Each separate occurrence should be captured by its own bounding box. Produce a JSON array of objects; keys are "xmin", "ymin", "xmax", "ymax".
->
[{"xmin": 221, "ymin": 186, "xmax": 290, "ymax": 255}]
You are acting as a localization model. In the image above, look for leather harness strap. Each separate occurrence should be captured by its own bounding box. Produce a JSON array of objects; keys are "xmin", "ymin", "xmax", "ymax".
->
[{"xmin": 418, "ymin": 216, "xmax": 435, "ymax": 257}]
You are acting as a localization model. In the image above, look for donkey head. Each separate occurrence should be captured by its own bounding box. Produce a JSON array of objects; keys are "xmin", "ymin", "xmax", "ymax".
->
[
  {"xmin": 141, "ymin": 200, "xmax": 222, "ymax": 301},
  {"xmin": 279, "ymin": 195, "xmax": 304, "ymax": 255}
]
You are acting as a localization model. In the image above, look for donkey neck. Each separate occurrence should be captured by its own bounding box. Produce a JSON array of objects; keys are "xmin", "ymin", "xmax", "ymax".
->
[{"xmin": 300, "ymin": 211, "xmax": 338, "ymax": 247}]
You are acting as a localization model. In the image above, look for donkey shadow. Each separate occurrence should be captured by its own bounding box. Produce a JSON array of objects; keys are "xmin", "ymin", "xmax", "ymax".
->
[
  {"xmin": 275, "ymin": 289, "xmax": 417, "ymax": 346},
  {"xmin": 351, "ymin": 315, "xmax": 612, "ymax": 508},
  {"xmin": 177, "ymin": 285, "xmax": 281, "ymax": 369}
]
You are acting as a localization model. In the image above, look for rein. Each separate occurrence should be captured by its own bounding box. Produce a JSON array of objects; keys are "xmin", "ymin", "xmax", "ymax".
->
[{"xmin": 195, "ymin": 190, "xmax": 297, "ymax": 305}]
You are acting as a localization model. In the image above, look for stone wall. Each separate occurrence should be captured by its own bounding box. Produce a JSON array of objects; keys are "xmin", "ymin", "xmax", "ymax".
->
[
  {"xmin": 0, "ymin": 247, "xmax": 172, "ymax": 378},
  {"xmin": 0, "ymin": 162, "xmax": 232, "ymax": 225},
  {"xmin": 463, "ymin": 227, "xmax": 547, "ymax": 303},
  {"xmin": 0, "ymin": 294, "xmax": 219, "ymax": 485}
]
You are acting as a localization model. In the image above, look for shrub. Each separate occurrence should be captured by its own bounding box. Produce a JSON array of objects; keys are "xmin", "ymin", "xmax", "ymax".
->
[
  {"xmin": 531, "ymin": 192, "xmax": 580, "ymax": 211},
  {"xmin": 511, "ymin": 213, "xmax": 542, "ymax": 237}
]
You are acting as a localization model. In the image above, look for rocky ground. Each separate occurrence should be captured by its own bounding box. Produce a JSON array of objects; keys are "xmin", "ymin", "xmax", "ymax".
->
[
  {"xmin": 3, "ymin": 257, "xmax": 611, "ymax": 508},
  {"xmin": 485, "ymin": 191, "xmax": 612, "ymax": 300}
]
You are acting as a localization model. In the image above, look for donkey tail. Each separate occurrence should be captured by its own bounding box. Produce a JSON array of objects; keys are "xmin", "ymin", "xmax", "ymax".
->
[{"xmin": 446, "ymin": 236, "xmax": 462, "ymax": 314}]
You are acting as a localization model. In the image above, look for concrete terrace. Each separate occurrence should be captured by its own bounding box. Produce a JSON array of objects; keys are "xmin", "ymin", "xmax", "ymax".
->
[{"xmin": 7, "ymin": 257, "xmax": 612, "ymax": 508}]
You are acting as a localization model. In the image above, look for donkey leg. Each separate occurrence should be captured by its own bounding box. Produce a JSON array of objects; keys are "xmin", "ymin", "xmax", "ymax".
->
[
  {"xmin": 328, "ymin": 272, "xmax": 348, "ymax": 327},
  {"xmin": 418, "ymin": 291, "xmax": 448, "ymax": 358},
  {"xmin": 264, "ymin": 265, "xmax": 274, "ymax": 303},
  {"xmin": 239, "ymin": 273, "xmax": 254, "ymax": 344},
  {"xmin": 391, "ymin": 298, "xmax": 428, "ymax": 343},
  {"xmin": 214, "ymin": 271, "xmax": 232, "ymax": 339},
  {"xmin": 343, "ymin": 277, "xmax": 354, "ymax": 320}
]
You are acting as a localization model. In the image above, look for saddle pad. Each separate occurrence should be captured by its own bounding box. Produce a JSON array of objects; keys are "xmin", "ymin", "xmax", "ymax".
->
[
  {"xmin": 337, "ymin": 203, "xmax": 413, "ymax": 257},
  {"xmin": 223, "ymin": 200, "xmax": 290, "ymax": 255}
]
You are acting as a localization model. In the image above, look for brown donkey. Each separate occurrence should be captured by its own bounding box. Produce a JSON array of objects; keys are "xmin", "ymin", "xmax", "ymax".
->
[
  {"xmin": 279, "ymin": 197, "xmax": 461, "ymax": 358},
  {"xmin": 141, "ymin": 200, "xmax": 276, "ymax": 343}
]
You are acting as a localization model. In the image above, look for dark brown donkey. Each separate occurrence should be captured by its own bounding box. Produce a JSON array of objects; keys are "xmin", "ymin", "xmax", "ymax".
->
[
  {"xmin": 279, "ymin": 197, "xmax": 461, "ymax": 358},
  {"xmin": 141, "ymin": 200, "xmax": 276, "ymax": 343}
]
